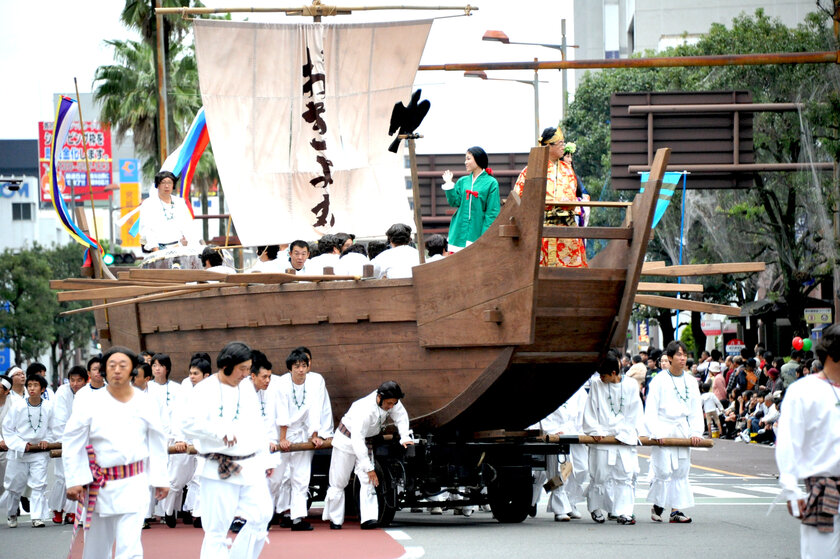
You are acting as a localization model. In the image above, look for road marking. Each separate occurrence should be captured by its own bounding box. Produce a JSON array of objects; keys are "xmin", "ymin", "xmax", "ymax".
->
[
  {"xmin": 398, "ymin": 546, "xmax": 425, "ymax": 558},
  {"xmin": 733, "ymin": 485, "xmax": 781, "ymax": 495},
  {"xmin": 386, "ymin": 530, "xmax": 411, "ymax": 540},
  {"xmin": 692, "ymin": 485, "xmax": 752, "ymax": 499},
  {"xmin": 638, "ymin": 453, "xmax": 760, "ymax": 479}
]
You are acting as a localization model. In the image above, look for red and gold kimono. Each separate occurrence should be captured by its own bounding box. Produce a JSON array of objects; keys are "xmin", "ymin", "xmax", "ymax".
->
[{"xmin": 515, "ymin": 159, "xmax": 587, "ymax": 268}]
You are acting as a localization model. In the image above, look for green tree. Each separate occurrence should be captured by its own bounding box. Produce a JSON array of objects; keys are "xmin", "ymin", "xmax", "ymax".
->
[
  {"xmin": 565, "ymin": 9, "xmax": 840, "ymax": 344},
  {"xmin": 0, "ymin": 249, "xmax": 55, "ymax": 367},
  {"xmin": 37, "ymin": 244, "xmax": 96, "ymax": 381}
]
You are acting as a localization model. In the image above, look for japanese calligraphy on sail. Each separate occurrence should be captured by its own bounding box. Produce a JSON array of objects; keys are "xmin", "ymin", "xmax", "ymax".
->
[{"xmin": 193, "ymin": 19, "xmax": 432, "ymax": 245}]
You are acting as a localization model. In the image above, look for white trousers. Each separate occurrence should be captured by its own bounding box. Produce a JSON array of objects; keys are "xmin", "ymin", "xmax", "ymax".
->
[
  {"xmin": 800, "ymin": 514, "xmax": 840, "ymax": 559},
  {"xmin": 533, "ymin": 446, "xmax": 588, "ymax": 514},
  {"xmin": 162, "ymin": 454, "xmax": 196, "ymax": 515},
  {"xmin": 82, "ymin": 510, "xmax": 145, "ymax": 559},
  {"xmin": 199, "ymin": 477, "xmax": 272, "ymax": 559},
  {"xmin": 0, "ymin": 452, "xmax": 7, "ymax": 499},
  {"xmin": 275, "ymin": 450, "xmax": 313, "ymax": 520},
  {"xmin": 3, "ymin": 455, "xmax": 49, "ymax": 520},
  {"xmin": 268, "ymin": 464, "xmax": 287, "ymax": 514},
  {"xmin": 586, "ymin": 446, "xmax": 638, "ymax": 516},
  {"xmin": 647, "ymin": 446, "xmax": 694, "ymax": 510},
  {"xmin": 322, "ymin": 446, "xmax": 377, "ymax": 525},
  {"xmin": 48, "ymin": 458, "xmax": 75, "ymax": 513}
]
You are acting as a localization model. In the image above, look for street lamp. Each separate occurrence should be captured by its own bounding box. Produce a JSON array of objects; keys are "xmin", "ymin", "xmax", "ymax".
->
[
  {"xmin": 482, "ymin": 20, "xmax": 578, "ymax": 120},
  {"xmin": 464, "ymin": 66, "xmax": 547, "ymax": 145}
]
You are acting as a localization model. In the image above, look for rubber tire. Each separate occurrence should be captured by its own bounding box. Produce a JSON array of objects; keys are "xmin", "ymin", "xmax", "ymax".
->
[{"xmin": 487, "ymin": 473, "xmax": 531, "ymax": 524}]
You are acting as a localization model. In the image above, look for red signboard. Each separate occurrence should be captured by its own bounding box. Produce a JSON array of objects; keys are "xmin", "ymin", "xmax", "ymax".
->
[
  {"xmin": 700, "ymin": 319, "xmax": 722, "ymax": 336},
  {"xmin": 38, "ymin": 121, "xmax": 113, "ymax": 203}
]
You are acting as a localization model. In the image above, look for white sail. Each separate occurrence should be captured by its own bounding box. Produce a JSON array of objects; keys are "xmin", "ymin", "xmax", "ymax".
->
[{"xmin": 193, "ymin": 19, "xmax": 433, "ymax": 245}]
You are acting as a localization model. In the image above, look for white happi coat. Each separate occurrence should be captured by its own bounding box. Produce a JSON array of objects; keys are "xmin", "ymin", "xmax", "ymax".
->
[
  {"xmin": 275, "ymin": 372, "xmax": 333, "ymax": 443},
  {"xmin": 776, "ymin": 374, "xmax": 840, "ymax": 501},
  {"xmin": 180, "ymin": 374, "xmax": 271, "ymax": 484},
  {"xmin": 138, "ymin": 193, "xmax": 196, "ymax": 251},
  {"xmin": 332, "ymin": 391, "xmax": 411, "ymax": 472},
  {"xmin": 62, "ymin": 388, "xmax": 169, "ymax": 515},
  {"xmin": 370, "ymin": 245, "xmax": 420, "ymax": 280},
  {"xmin": 335, "ymin": 252, "xmax": 370, "ymax": 277},
  {"xmin": 2, "ymin": 396, "xmax": 57, "ymax": 461},
  {"xmin": 644, "ymin": 369, "xmax": 704, "ymax": 510},
  {"xmin": 775, "ymin": 374, "xmax": 840, "ymax": 559}
]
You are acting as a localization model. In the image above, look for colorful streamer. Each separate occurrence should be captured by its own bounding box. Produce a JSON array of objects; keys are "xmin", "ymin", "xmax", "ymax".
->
[
  {"xmin": 161, "ymin": 107, "xmax": 208, "ymax": 218},
  {"xmin": 49, "ymin": 96, "xmax": 99, "ymax": 250}
]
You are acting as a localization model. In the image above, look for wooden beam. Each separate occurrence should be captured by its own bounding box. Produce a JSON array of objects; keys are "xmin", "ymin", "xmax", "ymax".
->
[
  {"xmin": 127, "ymin": 269, "xmax": 234, "ymax": 282},
  {"xmin": 543, "ymin": 226, "xmax": 632, "ymax": 240},
  {"xmin": 225, "ymin": 273, "xmax": 360, "ymax": 284},
  {"xmin": 60, "ymin": 285, "xmax": 218, "ymax": 316},
  {"xmin": 641, "ymin": 261, "xmax": 666, "ymax": 270},
  {"xmin": 641, "ymin": 262, "xmax": 766, "ymax": 277},
  {"xmin": 635, "ymin": 294, "xmax": 742, "ymax": 316},
  {"xmin": 57, "ymin": 283, "xmax": 239, "ymax": 302},
  {"xmin": 637, "ymin": 282, "xmax": 704, "ymax": 293},
  {"xmin": 545, "ymin": 200, "xmax": 632, "ymax": 208}
]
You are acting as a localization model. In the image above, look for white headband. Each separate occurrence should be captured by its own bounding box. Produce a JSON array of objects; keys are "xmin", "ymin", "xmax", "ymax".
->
[{"xmin": 0, "ymin": 378, "xmax": 11, "ymax": 391}]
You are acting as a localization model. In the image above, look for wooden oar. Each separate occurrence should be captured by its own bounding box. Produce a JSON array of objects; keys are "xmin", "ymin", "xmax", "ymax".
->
[
  {"xmin": 635, "ymin": 294, "xmax": 742, "ymax": 317},
  {"xmin": 641, "ymin": 262, "xmax": 766, "ymax": 277},
  {"xmin": 127, "ymin": 269, "xmax": 237, "ymax": 282}
]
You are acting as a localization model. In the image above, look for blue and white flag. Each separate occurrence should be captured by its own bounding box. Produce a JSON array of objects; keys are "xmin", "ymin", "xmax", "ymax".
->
[{"xmin": 640, "ymin": 171, "xmax": 683, "ymax": 229}]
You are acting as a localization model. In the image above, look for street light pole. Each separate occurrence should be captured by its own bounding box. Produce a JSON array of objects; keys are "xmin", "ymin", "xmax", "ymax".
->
[
  {"xmin": 464, "ymin": 70, "xmax": 547, "ymax": 145},
  {"xmin": 482, "ymin": 27, "xmax": 578, "ymax": 124}
]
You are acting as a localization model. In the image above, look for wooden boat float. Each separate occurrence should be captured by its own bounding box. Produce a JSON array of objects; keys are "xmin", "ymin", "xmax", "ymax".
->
[{"xmin": 61, "ymin": 146, "xmax": 671, "ymax": 436}]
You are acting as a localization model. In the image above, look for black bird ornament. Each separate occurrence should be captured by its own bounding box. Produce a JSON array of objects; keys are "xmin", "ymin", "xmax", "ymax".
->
[{"xmin": 388, "ymin": 89, "xmax": 430, "ymax": 153}]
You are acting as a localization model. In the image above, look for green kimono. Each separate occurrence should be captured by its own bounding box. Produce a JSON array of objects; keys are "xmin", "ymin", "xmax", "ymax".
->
[{"xmin": 443, "ymin": 171, "xmax": 501, "ymax": 249}]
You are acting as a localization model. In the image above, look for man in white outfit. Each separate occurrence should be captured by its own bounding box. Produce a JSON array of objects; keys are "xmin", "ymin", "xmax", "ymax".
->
[
  {"xmin": 49, "ymin": 365, "xmax": 89, "ymax": 525},
  {"xmin": 2, "ymin": 373, "xmax": 56, "ymax": 527},
  {"xmin": 370, "ymin": 224, "xmax": 420, "ymax": 279},
  {"xmin": 775, "ymin": 323, "xmax": 840, "ymax": 559},
  {"xmin": 322, "ymin": 381, "xmax": 413, "ymax": 529},
  {"xmin": 63, "ymin": 346, "xmax": 169, "ymax": 559},
  {"xmin": 583, "ymin": 350, "xmax": 645, "ymax": 525},
  {"xmin": 0, "ymin": 374, "xmax": 14, "ymax": 502},
  {"xmin": 275, "ymin": 348, "xmax": 333, "ymax": 531},
  {"xmin": 181, "ymin": 342, "xmax": 273, "ymax": 559},
  {"xmin": 531, "ymin": 383, "xmax": 589, "ymax": 522},
  {"xmin": 645, "ymin": 340, "xmax": 704, "ymax": 524}
]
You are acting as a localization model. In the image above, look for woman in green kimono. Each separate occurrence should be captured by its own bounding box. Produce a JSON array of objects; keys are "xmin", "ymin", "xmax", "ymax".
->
[{"xmin": 440, "ymin": 146, "xmax": 501, "ymax": 252}]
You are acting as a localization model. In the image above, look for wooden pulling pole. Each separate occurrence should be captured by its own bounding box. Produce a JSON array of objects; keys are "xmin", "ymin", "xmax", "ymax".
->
[
  {"xmin": 544, "ymin": 434, "xmax": 713, "ymax": 448},
  {"xmin": 0, "ymin": 442, "xmax": 64, "ymax": 454},
  {"xmin": 49, "ymin": 440, "xmax": 337, "ymax": 458}
]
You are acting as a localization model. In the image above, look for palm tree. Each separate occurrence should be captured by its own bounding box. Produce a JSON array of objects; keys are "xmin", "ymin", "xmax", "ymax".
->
[{"xmin": 93, "ymin": 38, "xmax": 200, "ymax": 179}]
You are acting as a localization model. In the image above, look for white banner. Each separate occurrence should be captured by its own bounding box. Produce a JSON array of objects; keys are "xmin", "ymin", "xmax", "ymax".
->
[{"xmin": 193, "ymin": 19, "xmax": 432, "ymax": 244}]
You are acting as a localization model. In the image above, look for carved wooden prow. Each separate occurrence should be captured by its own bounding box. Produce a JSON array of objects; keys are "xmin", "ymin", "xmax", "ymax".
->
[
  {"xmin": 606, "ymin": 147, "xmax": 671, "ymax": 350},
  {"xmin": 413, "ymin": 146, "xmax": 549, "ymax": 348}
]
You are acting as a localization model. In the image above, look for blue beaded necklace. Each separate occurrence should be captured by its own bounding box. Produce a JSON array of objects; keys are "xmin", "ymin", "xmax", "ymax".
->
[
  {"xmin": 27, "ymin": 400, "xmax": 43, "ymax": 431},
  {"xmin": 218, "ymin": 381, "xmax": 240, "ymax": 420},
  {"xmin": 668, "ymin": 371, "xmax": 690, "ymax": 402},
  {"xmin": 291, "ymin": 381, "xmax": 306, "ymax": 410},
  {"xmin": 607, "ymin": 383, "xmax": 624, "ymax": 415}
]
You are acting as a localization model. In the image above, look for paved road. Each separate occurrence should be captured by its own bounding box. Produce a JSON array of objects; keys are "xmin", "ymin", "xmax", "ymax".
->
[
  {"xmin": 4, "ymin": 439, "xmax": 800, "ymax": 559},
  {"xmin": 384, "ymin": 439, "xmax": 799, "ymax": 559}
]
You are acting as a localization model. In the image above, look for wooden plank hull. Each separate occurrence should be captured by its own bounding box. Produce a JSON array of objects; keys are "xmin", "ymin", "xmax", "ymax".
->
[{"xmin": 94, "ymin": 147, "xmax": 671, "ymax": 434}]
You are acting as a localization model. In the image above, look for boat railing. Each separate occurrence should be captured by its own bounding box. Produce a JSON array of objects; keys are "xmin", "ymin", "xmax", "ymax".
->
[{"xmin": 542, "ymin": 199, "xmax": 635, "ymax": 241}]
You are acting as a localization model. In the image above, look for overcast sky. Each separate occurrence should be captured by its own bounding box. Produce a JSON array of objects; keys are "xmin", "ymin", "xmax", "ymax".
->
[{"xmin": 0, "ymin": 0, "xmax": 577, "ymax": 153}]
